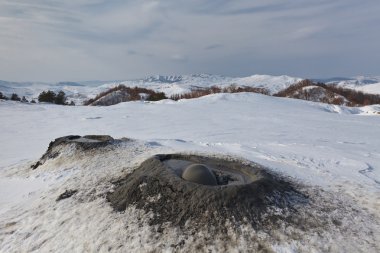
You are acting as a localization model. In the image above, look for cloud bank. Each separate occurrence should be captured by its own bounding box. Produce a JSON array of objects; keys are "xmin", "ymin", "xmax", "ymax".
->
[{"xmin": 0, "ymin": 0, "xmax": 379, "ymax": 81}]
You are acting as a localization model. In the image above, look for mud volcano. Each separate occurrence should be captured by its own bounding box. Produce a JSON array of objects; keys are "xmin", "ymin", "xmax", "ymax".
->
[
  {"xmin": 31, "ymin": 135, "xmax": 115, "ymax": 169},
  {"xmin": 108, "ymin": 154, "xmax": 308, "ymax": 230}
]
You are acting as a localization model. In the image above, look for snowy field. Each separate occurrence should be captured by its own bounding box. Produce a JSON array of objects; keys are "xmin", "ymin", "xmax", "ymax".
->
[{"xmin": 0, "ymin": 93, "xmax": 380, "ymax": 252}]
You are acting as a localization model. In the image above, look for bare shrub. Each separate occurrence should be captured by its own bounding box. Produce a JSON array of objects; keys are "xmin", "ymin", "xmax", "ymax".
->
[
  {"xmin": 0, "ymin": 92, "xmax": 8, "ymax": 100},
  {"xmin": 10, "ymin": 93, "xmax": 21, "ymax": 101}
]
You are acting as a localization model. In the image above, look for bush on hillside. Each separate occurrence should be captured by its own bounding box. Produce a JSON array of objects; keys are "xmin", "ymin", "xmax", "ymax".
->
[
  {"xmin": 21, "ymin": 96, "xmax": 29, "ymax": 103},
  {"xmin": 0, "ymin": 92, "xmax": 8, "ymax": 100},
  {"xmin": 10, "ymin": 93, "xmax": 21, "ymax": 101},
  {"xmin": 38, "ymin": 90, "xmax": 69, "ymax": 105},
  {"xmin": 38, "ymin": 90, "xmax": 57, "ymax": 103},
  {"xmin": 55, "ymin": 91, "xmax": 67, "ymax": 105},
  {"xmin": 147, "ymin": 92, "xmax": 167, "ymax": 101}
]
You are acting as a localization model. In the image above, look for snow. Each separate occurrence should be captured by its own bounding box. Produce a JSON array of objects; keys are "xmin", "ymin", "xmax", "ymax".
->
[
  {"xmin": 302, "ymin": 85, "xmax": 321, "ymax": 91},
  {"xmin": 346, "ymin": 82, "xmax": 380, "ymax": 95},
  {"xmin": 0, "ymin": 92, "xmax": 380, "ymax": 252},
  {"xmin": 324, "ymin": 76, "xmax": 380, "ymax": 95},
  {"xmin": 0, "ymin": 177, "xmax": 47, "ymax": 216}
]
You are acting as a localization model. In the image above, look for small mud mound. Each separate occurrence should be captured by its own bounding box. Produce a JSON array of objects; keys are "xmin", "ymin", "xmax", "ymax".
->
[
  {"xmin": 108, "ymin": 154, "xmax": 309, "ymax": 232},
  {"xmin": 31, "ymin": 135, "xmax": 115, "ymax": 169}
]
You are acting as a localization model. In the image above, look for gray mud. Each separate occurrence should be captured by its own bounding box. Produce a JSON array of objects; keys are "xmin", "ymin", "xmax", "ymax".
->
[{"xmin": 108, "ymin": 154, "xmax": 311, "ymax": 232}]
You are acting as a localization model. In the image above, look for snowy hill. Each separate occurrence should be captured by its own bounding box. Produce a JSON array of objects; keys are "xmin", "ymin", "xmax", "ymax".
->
[
  {"xmin": 274, "ymin": 79, "xmax": 380, "ymax": 106},
  {"xmin": 316, "ymin": 76, "xmax": 380, "ymax": 95}
]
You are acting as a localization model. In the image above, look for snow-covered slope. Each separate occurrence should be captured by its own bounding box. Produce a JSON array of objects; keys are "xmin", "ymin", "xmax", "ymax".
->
[
  {"xmin": 0, "ymin": 93, "xmax": 379, "ymax": 252},
  {"xmin": 318, "ymin": 76, "xmax": 380, "ymax": 95}
]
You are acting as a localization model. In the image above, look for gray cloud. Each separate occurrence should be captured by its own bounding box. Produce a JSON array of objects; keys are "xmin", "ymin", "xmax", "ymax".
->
[
  {"xmin": 204, "ymin": 44, "xmax": 223, "ymax": 50},
  {"xmin": 0, "ymin": 0, "xmax": 379, "ymax": 81}
]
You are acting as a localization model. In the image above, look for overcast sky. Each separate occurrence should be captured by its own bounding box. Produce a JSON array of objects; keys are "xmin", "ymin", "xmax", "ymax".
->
[{"xmin": 0, "ymin": 0, "xmax": 379, "ymax": 82}]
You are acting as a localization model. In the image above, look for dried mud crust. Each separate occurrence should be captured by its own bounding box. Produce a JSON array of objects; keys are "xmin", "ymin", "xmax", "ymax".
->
[
  {"xmin": 108, "ymin": 154, "xmax": 311, "ymax": 231},
  {"xmin": 31, "ymin": 135, "xmax": 115, "ymax": 169}
]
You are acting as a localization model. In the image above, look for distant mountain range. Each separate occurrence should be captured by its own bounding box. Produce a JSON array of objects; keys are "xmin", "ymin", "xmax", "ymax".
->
[{"xmin": 1, "ymin": 74, "xmax": 379, "ymax": 105}]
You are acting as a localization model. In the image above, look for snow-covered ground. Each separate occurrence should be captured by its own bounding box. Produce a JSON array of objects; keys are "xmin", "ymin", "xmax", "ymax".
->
[{"xmin": 0, "ymin": 93, "xmax": 380, "ymax": 252}]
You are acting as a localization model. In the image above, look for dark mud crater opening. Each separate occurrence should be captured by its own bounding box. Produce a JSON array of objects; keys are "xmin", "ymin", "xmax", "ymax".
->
[{"xmin": 108, "ymin": 154, "xmax": 309, "ymax": 231}]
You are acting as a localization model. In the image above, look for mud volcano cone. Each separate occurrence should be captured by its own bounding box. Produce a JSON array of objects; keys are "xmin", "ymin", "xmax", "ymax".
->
[
  {"xmin": 108, "ymin": 154, "xmax": 307, "ymax": 230},
  {"xmin": 31, "ymin": 135, "xmax": 115, "ymax": 170}
]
